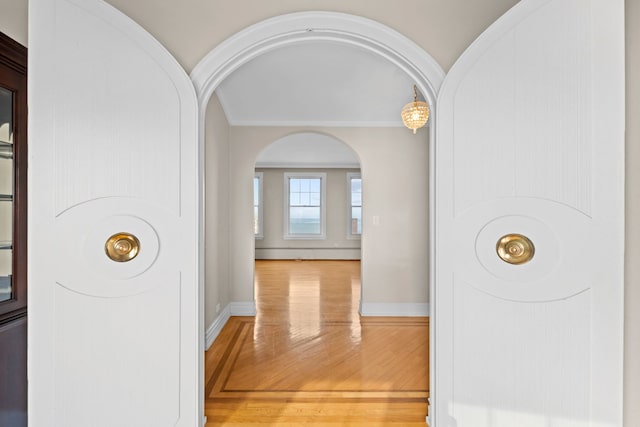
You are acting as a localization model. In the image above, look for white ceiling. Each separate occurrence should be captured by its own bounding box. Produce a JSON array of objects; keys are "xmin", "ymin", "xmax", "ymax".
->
[
  {"xmin": 215, "ymin": 41, "xmax": 418, "ymax": 127},
  {"xmin": 255, "ymin": 133, "xmax": 360, "ymax": 168}
]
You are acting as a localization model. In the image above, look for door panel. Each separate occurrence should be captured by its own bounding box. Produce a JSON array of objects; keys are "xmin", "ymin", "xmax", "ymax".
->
[
  {"xmin": 52, "ymin": 0, "xmax": 182, "ymax": 216},
  {"xmin": 29, "ymin": 0, "xmax": 199, "ymax": 425},
  {"xmin": 434, "ymin": 0, "xmax": 624, "ymax": 426}
]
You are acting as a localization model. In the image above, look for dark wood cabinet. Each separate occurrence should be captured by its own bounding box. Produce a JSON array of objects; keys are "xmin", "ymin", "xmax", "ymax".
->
[
  {"xmin": 0, "ymin": 316, "xmax": 27, "ymax": 426},
  {"xmin": 0, "ymin": 31, "xmax": 27, "ymax": 427}
]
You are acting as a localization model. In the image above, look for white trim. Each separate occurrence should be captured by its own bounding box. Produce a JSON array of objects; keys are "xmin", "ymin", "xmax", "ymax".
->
[
  {"xmin": 204, "ymin": 301, "xmax": 257, "ymax": 350},
  {"xmin": 204, "ymin": 305, "xmax": 231, "ymax": 350},
  {"xmin": 360, "ymin": 302, "xmax": 430, "ymax": 317},
  {"xmin": 191, "ymin": 12, "xmax": 444, "ymax": 113},
  {"xmin": 228, "ymin": 301, "xmax": 257, "ymax": 316},
  {"xmin": 283, "ymin": 172, "xmax": 327, "ymax": 240}
]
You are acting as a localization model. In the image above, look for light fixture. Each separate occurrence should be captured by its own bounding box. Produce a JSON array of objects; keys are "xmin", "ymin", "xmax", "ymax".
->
[{"xmin": 401, "ymin": 84, "xmax": 430, "ymax": 134}]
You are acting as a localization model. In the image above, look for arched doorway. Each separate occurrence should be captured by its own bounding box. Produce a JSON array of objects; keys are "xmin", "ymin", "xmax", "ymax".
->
[
  {"xmin": 194, "ymin": 11, "xmax": 444, "ymax": 423},
  {"xmin": 252, "ymin": 131, "xmax": 362, "ymax": 349},
  {"xmin": 253, "ymin": 132, "xmax": 362, "ymax": 262},
  {"xmin": 194, "ymin": 11, "xmax": 444, "ymax": 307}
]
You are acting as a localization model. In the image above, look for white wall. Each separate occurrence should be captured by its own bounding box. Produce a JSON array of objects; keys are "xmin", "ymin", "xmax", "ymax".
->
[
  {"xmin": 625, "ymin": 1, "xmax": 640, "ymax": 425},
  {"xmin": 102, "ymin": 0, "xmax": 521, "ymax": 74},
  {"xmin": 255, "ymin": 167, "xmax": 361, "ymax": 260},
  {"xmin": 204, "ymin": 93, "xmax": 230, "ymax": 327},
  {"xmin": 229, "ymin": 127, "xmax": 429, "ymax": 306},
  {"xmin": 0, "ymin": 0, "xmax": 27, "ymax": 46},
  {"xmin": 3, "ymin": 1, "xmax": 640, "ymax": 424}
]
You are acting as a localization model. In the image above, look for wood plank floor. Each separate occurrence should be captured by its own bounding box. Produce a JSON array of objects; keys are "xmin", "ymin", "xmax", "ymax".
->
[{"xmin": 205, "ymin": 260, "xmax": 429, "ymax": 426}]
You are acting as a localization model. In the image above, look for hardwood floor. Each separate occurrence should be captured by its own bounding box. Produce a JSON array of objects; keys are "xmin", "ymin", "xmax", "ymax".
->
[{"xmin": 205, "ymin": 260, "xmax": 429, "ymax": 426}]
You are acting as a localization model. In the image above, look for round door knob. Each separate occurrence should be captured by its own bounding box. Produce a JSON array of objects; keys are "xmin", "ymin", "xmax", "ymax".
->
[
  {"xmin": 496, "ymin": 233, "xmax": 535, "ymax": 265},
  {"xmin": 105, "ymin": 232, "xmax": 140, "ymax": 262}
]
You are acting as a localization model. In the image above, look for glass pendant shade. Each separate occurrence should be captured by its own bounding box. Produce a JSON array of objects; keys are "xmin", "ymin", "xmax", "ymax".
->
[{"xmin": 401, "ymin": 85, "xmax": 430, "ymax": 134}]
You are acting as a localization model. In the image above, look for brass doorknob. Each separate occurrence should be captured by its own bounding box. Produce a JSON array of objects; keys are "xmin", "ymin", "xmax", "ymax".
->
[
  {"xmin": 496, "ymin": 233, "xmax": 534, "ymax": 265},
  {"xmin": 105, "ymin": 232, "xmax": 140, "ymax": 262}
]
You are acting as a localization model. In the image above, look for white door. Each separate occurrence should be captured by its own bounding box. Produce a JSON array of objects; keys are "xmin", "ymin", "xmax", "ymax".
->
[
  {"xmin": 28, "ymin": 0, "xmax": 200, "ymax": 426},
  {"xmin": 433, "ymin": 0, "xmax": 624, "ymax": 426}
]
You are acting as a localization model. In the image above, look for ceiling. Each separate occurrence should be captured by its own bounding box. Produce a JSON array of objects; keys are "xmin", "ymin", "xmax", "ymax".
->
[{"xmin": 215, "ymin": 41, "xmax": 419, "ymax": 127}]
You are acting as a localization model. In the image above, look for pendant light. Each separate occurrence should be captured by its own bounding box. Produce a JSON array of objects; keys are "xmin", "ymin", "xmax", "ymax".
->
[{"xmin": 401, "ymin": 84, "xmax": 430, "ymax": 134}]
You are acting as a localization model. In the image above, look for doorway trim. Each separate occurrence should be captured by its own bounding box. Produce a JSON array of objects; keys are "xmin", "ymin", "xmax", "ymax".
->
[{"xmin": 191, "ymin": 12, "xmax": 445, "ymax": 108}]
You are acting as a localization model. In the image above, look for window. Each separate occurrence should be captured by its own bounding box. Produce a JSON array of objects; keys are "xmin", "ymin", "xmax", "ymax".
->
[
  {"xmin": 347, "ymin": 173, "xmax": 362, "ymax": 237},
  {"xmin": 284, "ymin": 172, "xmax": 326, "ymax": 239},
  {"xmin": 254, "ymin": 172, "xmax": 263, "ymax": 239}
]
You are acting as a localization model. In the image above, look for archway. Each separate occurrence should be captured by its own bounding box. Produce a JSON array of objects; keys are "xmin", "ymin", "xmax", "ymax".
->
[
  {"xmin": 193, "ymin": 11, "xmax": 445, "ymax": 423},
  {"xmin": 253, "ymin": 131, "xmax": 363, "ymax": 303},
  {"xmin": 254, "ymin": 132, "xmax": 362, "ymax": 254},
  {"xmin": 193, "ymin": 10, "xmax": 444, "ymax": 306}
]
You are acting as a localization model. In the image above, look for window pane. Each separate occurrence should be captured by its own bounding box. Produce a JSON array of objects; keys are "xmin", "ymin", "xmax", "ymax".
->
[
  {"xmin": 351, "ymin": 178, "xmax": 361, "ymax": 193},
  {"xmin": 0, "ymin": 250, "xmax": 11, "ymax": 302},
  {"xmin": 289, "ymin": 206, "xmax": 320, "ymax": 235},
  {"xmin": 0, "ymin": 87, "xmax": 13, "ymax": 302},
  {"xmin": 310, "ymin": 192, "xmax": 320, "ymax": 205},
  {"xmin": 348, "ymin": 176, "xmax": 362, "ymax": 236},
  {"xmin": 254, "ymin": 175, "xmax": 262, "ymax": 236},
  {"xmin": 0, "ymin": 87, "xmax": 12, "ymax": 144},
  {"xmin": 351, "ymin": 206, "xmax": 362, "ymax": 234},
  {"xmin": 253, "ymin": 177, "xmax": 260, "ymax": 206},
  {"xmin": 351, "ymin": 178, "xmax": 362, "ymax": 206},
  {"xmin": 286, "ymin": 174, "xmax": 324, "ymax": 238},
  {"xmin": 309, "ymin": 178, "xmax": 321, "ymax": 193}
]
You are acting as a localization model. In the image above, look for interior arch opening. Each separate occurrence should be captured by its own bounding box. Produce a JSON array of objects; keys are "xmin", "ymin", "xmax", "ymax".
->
[
  {"xmin": 253, "ymin": 132, "xmax": 362, "ymax": 259},
  {"xmin": 197, "ymin": 11, "xmax": 444, "ymax": 423},
  {"xmin": 253, "ymin": 132, "xmax": 363, "ymax": 324},
  {"xmin": 201, "ymin": 34, "xmax": 437, "ymax": 324}
]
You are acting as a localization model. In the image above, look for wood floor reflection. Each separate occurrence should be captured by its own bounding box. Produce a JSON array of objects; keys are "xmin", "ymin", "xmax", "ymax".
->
[{"xmin": 205, "ymin": 260, "xmax": 429, "ymax": 426}]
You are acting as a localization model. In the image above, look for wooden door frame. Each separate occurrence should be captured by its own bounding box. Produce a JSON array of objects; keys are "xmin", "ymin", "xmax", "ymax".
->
[
  {"xmin": 0, "ymin": 31, "xmax": 28, "ymax": 427},
  {"xmin": 190, "ymin": 11, "xmax": 445, "ymax": 425}
]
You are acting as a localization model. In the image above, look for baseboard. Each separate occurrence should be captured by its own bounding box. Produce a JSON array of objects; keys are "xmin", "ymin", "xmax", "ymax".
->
[
  {"xmin": 205, "ymin": 306, "xmax": 230, "ymax": 350},
  {"xmin": 228, "ymin": 301, "xmax": 257, "ymax": 316},
  {"xmin": 255, "ymin": 248, "xmax": 361, "ymax": 260},
  {"xmin": 360, "ymin": 302, "xmax": 430, "ymax": 317},
  {"xmin": 205, "ymin": 301, "xmax": 257, "ymax": 350}
]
